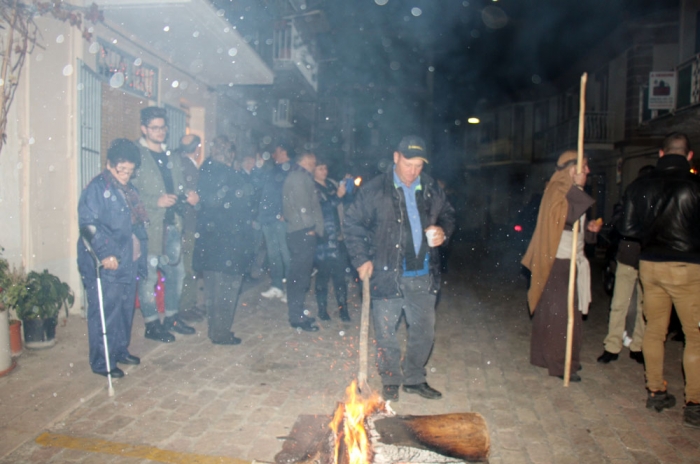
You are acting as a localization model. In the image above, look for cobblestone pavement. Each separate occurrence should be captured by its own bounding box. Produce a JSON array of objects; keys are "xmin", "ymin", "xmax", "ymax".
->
[{"xmin": 0, "ymin": 244, "xmax": 698, "ymax": 463}]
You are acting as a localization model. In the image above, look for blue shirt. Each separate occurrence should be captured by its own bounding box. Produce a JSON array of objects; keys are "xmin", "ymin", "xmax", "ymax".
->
[{"xmin": 393, "ymin": 167, "xmax": 423, "ymax": 255}]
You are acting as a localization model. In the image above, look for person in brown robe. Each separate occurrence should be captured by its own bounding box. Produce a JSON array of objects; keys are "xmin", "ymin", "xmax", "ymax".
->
[{"xmin": 521, "ymin": 150, "xmax": 602, "ymax": 381}]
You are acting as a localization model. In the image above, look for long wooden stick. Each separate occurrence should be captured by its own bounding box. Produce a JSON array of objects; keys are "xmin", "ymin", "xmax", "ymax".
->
[
  {"xmin": 358, "ymin": 276, "xmax": 371, "ymax": 392},
  {"xmin": 564, "ymin": 72, "xmax": 587, "ymax": 387}
]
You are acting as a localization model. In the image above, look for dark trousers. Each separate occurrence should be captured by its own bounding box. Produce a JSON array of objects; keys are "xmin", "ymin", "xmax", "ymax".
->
[
  {"xmin": 82, "ymin": 276, "xmax": 136, "ymax": 373},
  {"xmin": 203, "ymin": 271, "xmax": 243, "ymax": 342},
  {"xmin": 315, "ymin": 253, "xmax": 348, "ymax": 316},
  {"xmin": 372, "ymin": 275, "xmax": 436, "ymax": 386},
  {"xmin": 286, "ymin": 229, "xmax": 316, "ymax": 324}
]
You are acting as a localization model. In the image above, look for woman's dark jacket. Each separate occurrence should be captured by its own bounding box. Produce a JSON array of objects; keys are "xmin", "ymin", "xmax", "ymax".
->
[
  {"xmin": 315, "ymin": 179, "xmax": 343, "ymax": 261},
  {"xmin": 193, "ymin": 158, "xmax": 255, "ymax": 274},
  {"xmin": 344, "ymin": 170, "xmax": 455, "ymax": 299},
  {"xmin": 77, "ymin": 171, "xmax": 147, "ymax": 283}
]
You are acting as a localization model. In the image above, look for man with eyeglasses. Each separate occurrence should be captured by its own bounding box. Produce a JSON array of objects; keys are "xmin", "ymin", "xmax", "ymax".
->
[{"xmin": 131, "ymin": 106, "xmax": 198, "ymax": 343}]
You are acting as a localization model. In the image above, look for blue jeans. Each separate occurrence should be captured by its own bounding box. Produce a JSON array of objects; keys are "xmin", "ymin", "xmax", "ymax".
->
[
  {"xmin": 372, "ymin": 275, "xmax": 436, "ymax": 386},
  {"xmin": 138, "ymin": 254, "xmax": 185, "ymax": 323},
  {"xmin": 262, "ymin": 221, "xmax": 290, "ymax": 289}
]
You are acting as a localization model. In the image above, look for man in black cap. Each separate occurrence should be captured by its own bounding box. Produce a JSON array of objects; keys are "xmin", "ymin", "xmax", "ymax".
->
[{"xmin": 344, "ymin": 135, "xmax": 455, "ymax": 401}]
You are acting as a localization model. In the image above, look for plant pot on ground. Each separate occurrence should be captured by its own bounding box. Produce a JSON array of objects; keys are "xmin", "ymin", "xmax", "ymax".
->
[{"xmin": 5, "ymin": 270, "xmax": 74, "ymax": 349}]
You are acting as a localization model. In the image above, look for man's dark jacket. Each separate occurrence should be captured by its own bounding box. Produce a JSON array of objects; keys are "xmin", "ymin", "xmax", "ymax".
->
[
  {"xmin": 193, "ymin": 159, "xmax": 254, "ymax": 274},
  {"xmin": 344, "ymin": 171, "xmax": 455, "ymax": 299},
  {"xmin": 619, "ymin": 154, "xmax": 700, "ymax": 264}
]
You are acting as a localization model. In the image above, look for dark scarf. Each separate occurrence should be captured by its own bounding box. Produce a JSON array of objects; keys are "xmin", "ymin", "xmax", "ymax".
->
[{"xmin": 103, "ymin": 170, "xmax": 149, "ymax": 225}]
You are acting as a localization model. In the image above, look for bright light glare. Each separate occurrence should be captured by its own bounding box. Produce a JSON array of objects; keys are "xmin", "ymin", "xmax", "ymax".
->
[{"xmin": 467, "ymin": 117, "xmax": 480, "ymax": 124}]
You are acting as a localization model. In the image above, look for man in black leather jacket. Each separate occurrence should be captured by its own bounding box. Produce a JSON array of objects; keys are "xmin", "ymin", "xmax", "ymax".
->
[
  {"xmin": 344, "ymin": 136, "xmax": 455, "ymax": 402},
  {"xmin": 619, "ymin": 132, "xmax": 700, "ymax": 429}
]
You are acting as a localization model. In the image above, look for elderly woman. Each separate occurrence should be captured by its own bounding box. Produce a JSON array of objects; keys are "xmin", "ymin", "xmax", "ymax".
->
[
  {"xmin": 78, "ymin": 139, "xmax": 147, "ymax": 378},
  {"xmin": 522, "ymin": 150, "xmax": 602, "ymax": 382},
  {"xmin": 193, "ymin": 136, "xmax": 254, "ymax": 345}
]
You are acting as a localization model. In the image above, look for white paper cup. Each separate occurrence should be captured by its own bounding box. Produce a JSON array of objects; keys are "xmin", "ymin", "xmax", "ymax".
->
[{"xmin": 426, "ymin": 229, "xmax": 439, "ymax": 247}]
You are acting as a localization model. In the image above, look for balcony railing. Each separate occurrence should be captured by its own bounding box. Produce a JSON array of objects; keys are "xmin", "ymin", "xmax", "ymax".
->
[
  {"xmin": 273, "ymin": 20, "xmax": 318, "ymax": 92},
  {"xmin": 533, "ymin": 112, "xmax": 613, "ymax": 160}
]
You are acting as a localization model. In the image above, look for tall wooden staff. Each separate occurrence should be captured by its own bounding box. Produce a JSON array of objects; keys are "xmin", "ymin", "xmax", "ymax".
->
[
  {"xmin": 564, "ymin": 72, "xmax": 587, "ymax": 387},
  {"xmin": 358, "ymin": 276, "xmax": 371, "ymax": 393}
]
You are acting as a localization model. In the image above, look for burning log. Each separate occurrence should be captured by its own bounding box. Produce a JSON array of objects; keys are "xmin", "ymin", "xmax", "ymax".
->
[
  {"xmin": 275, "ymin": 409, "xmax": 489, "ymax": 463},
  {"xmin": 370, "ymin": 413, "xmax": 489, "ymax": 463},
  {"xmin": 275, "ymin": 381, "xmax": 489, "ymax": 464}
]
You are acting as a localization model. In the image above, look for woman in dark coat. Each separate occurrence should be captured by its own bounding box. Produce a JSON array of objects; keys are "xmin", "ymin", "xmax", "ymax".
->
[
  {"xmin": 78, "ymin": 139, "xmax": 147, "ymax": 377},
  {"xmin": 193, "ymin": 136, "xmax": 254, "ymax": 345},
  {"xmin": 313, "ymin": 158, "xmax": 350, "ymax": 321}
]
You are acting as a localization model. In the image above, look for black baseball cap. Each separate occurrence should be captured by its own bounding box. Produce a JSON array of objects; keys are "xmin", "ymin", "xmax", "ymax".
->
[{"xmin": 396, "ymin": 135, "xmax": 428, "ymax": 163}]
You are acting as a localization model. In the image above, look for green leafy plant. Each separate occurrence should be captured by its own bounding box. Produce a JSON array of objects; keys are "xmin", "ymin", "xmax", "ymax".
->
[{"xmin": 9, "ymin": 270, "xmax": 74, "ymax": 320}]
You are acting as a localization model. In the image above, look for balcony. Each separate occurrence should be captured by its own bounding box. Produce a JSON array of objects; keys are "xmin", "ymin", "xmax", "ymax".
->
[
  {"xmin": 533, "ymin": 112, "xmax": 614, "ymax": 161},
  {"xmin": 273, "ymin": 20, "xmax": 318, "ymax": 93}
]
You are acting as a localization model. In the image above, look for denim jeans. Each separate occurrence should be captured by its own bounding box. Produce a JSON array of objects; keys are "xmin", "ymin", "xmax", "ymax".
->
[
  {"xmin": 138, "ymin": 253, "xmax": 185, "ymax": 323},
  {"xmin": 262, "ymin": 221, "xmax": 290, "ymax": 289},
  {"xmin": 371, "ymin": 275, "xmax": 436, "ymax": 386}
]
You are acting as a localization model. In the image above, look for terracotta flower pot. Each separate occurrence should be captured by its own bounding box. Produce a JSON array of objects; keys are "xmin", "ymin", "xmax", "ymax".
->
[{"xmin": 9, "ymin": 320, "xmax": 22, "ymax": 356}]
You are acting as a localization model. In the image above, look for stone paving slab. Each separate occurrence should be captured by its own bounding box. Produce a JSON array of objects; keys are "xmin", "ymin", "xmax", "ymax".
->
[{"xmin": 1, "ymin": 246, "xmax": 698, "ymax": 463}]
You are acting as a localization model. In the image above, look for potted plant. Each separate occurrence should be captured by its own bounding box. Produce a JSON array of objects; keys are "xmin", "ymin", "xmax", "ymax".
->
[
  {"xmin": 7, "ymin": 269, "xmax": 74, "ymax": 349},
  {"xmin": 0, "ymin": 250, "xmax": 15, "ymax": 374}
]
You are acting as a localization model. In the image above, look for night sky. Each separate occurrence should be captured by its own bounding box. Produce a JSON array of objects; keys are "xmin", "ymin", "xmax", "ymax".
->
[{"xmin": 321, "ymin": 0, "xmax": 677, "ymax": 122}]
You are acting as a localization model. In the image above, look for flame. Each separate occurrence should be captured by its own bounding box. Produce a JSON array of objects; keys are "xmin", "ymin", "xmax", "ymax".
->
[
  {"xmin": 329, "ymin": 380, "xmax": 385, "ymax": 464},
  {"xmin": 354, "ymin": 177, "xmax": 362, "ymax": 187}
]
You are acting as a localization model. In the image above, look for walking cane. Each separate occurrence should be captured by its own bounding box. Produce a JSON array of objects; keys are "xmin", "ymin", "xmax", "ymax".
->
[
  {"xmin": 80, "ymin": 225, "xmax": 115, "ymax": 397},
  {"xmin": 358, "ymin": 275, "xmax": 371, "ymax": 393},
  {"xmin": 564, "ymin": 72, "xmax": 587, "ymax": 387}
]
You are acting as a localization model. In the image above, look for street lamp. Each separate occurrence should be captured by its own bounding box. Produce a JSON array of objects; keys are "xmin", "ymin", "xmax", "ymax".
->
[{"xmin": 467, "ymin": 117, "xmax": 480, "ymax": 124}]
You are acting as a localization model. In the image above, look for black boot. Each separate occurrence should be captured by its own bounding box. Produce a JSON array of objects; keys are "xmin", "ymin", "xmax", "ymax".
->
[
  {"xmin": 144, "ymin": 320, "xmax": 175, "ymax": 343},
  {"xmin": 339, "ymin": 305, "xmax": 350, "ymax": 322},
  {"xmin": 318, "ymin": 306, "xmax": 331, "ymax": 321},
  {"xmin": 163, "ymin": 314, "xmax": 196, "ymax": 335}
]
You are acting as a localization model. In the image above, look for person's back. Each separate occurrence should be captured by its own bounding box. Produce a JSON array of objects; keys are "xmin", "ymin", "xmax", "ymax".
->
[
  {"xmin": 622, "ymin": 156, "xmax": 700, "ymax": 261},
  {"xmin": 619, "ymin": 132, "xmax": 700, "ymax": 429}
]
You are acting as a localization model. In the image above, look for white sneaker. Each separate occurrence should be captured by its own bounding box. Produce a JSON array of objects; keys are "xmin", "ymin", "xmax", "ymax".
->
[
  {"xmin": 261, "ymin": 287, "xmax": 284, "ymax": 299},
  {"xmin": 281, "ymin": 293, "xmax": 288, "ymax": 303}
]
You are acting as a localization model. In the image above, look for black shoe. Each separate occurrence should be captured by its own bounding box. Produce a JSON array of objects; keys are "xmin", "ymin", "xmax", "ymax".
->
[
  {"xmin": 94, "ymin": 367, "xmax": 125, "ymax": 378},
  {"xmin": 597, "ymin": 350, "xmax": 619, "ymax": 363},
  {"xmin": 163, "ymin": 315, "xmax": 195, "ymax": 335},
  {"xmin": 211, "ymin": 333, "xmax": 242, "ymax": 345},
  {"xmin": 178, "ymin": 308, "xmax": 205, "ymax": 322},
  {"xmin": 290, "ymin": 320, "xmax": 320, "ymax": 332},
  {"xmin": 557, "ymin": 373, "xmax": 582, "ymax": 382},
  {"xmin": 117, "ymin": 354, "xmax": 140, "ymax": 365},
  {"xmin": 339, "ymin": 308, "xmax": 351, "ymax": 322},
  {"xmin": 646, "ymin": 389, "xmax": 676, "ymax": 412},
  {"xmin": 382, "ymin": 385, "xmax": 399, "ymax": 401},
  {"xmin": 318, "ymin": 310, "xmax": 331, "ymax": 321},
  {"xmin": 144, "ymin": 321, "xmax": 175, "ymax": 343},
  {"xmin": 402, "ymin": 382, "xmax": 442, "ymax": 399},
  {"xmin": 629, "ymin": 351, "xmax": 644, "ymax": 364},
  {"xmin": 684, "ymin": 403, "xmax": 700, "ymax": 429}
]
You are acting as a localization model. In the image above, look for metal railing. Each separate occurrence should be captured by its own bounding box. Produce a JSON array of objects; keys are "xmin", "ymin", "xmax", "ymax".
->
[
  {"xmin": 532, "ymin": 112, "xmax": 613, "ymax": 160},
  {"xmin": 272, "ymin": 20, "xmax": 318, "ymax": 91},
  {"xmin": 78, "ymin": 60, "xmax": 102, "ymax": 191}
]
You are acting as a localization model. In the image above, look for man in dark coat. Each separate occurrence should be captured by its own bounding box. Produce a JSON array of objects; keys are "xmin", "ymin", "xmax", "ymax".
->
[
  {"xmin": 177, "ymin": 134, "xmax": 205, "ymax": 322},
  {"xmin": 193, "ymin": 136, "xmax": 254, "ymax": 345},
  {"xmin": 344, "ymin": 136, "xmax": 455, "ymax": 402},
  {"xmin": 78, "ymin": 139, "xmax": 147, "ymax": 378},
  {"xmin": 619, "ymin": 132, "xmax": 700, "ymax": 429}
]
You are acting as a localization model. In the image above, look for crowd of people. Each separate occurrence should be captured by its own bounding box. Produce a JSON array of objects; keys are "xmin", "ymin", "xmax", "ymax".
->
[
  {"xmin": 76, "ymin": 108, "xmax": 699, "ymax": 424},
  {"xmin": 522, "ymin": 132, "xmax": 700, "ymax": 429},
  {"xmin": 77, "ymin": 107, "xmax": 455, "ymax": 402}
]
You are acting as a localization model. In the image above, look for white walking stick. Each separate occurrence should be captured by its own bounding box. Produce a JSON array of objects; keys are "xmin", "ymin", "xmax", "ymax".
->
[{"xmin": 81, "ymin": 226, "xmax": 115, "ymax": 397}]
